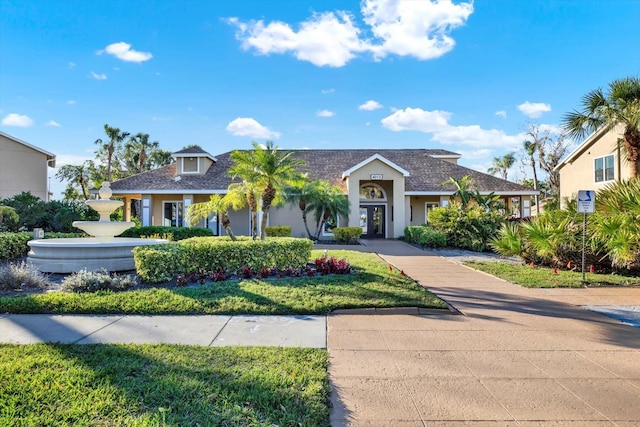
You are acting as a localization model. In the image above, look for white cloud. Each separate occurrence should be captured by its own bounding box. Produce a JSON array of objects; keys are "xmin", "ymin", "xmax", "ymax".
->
[
  {"xmin": 455, "ymin": 148, "xmax": 492, "ymax": 160},
  {"xmin": 321, "ymin": 88, "xmax": 336, "ymax": 94},
  {"xmin": 90, "ymin": 71, "xmax": 107, "ymax": 80},
  {"xmin": 228, "ymin": 0, "xmax": 473, "ymax": 67},
  {"xmin": 495, "ymin": 110, "xmax": 507, "ymax": 119},
  {"xmin": 46, "ymin": 120, "xmax": 61, "ymax": 127},
  {"xmin": 358, "ymin": 100, "xmax": 383, "ymax": 111},
  {"xmin": 226, "ymin": 117, "xmax": 281, "ymax": 139},
  {"xmin": 381, "ymin": 107, "xmax": 523, "ymax": 150},
  {"xmin": 317, "ymin": 109, "xmax": 335, "ymax": 117},
  {"xmin": 1, "ymin": 113, "xmax": 34, "ymax": 127},
  {"xmin": 68, "ymin": 62, "xmax": 76, "ymax": 68},
  {"xmin": 100, "ymin": 42, "xmax": 153, "ymax": 63},
  {"xmin": 517, "ymin": 101, "xmax": 551, "ymax": 118},
  {"xmin": 67, "ymin": 100, "xmax": 76, "ymax": 105}
]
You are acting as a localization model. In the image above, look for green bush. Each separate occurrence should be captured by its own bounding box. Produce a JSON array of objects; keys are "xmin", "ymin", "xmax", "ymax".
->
[
  {"xmin": 331, "ymin": 227, "xmax": 362, "ymax": 244},
  {"xmin": 121, "ymin": 226, "xmax": 213, "ymax": 240},
  {"xmin": 403, "ymin": 226, "xmax": 447, "ymax": 248},
  {"xmin": 0, "ymin": 232, "xmax": 32, "ymax": 261},
  {"xmin": 133, "ymin": 237, "xmax": 314, "ymax": 283},
  {"xmin": 61, "ymin": 269, "xmax": 138, "ymax": 293},
  {"xmin": 265, "ymin": 226, "xmax": 292, "ymax": 237},
  {"xmin": 133, "ymin": 244, "xmax": 185, "ymax": 283},
  {"xmin": 428, "ymin": 204, "xmax": 504, "ymax": 252},
  {"xmin": 0, "ymin": 206, "xmax": 20, "ymax": 232}
]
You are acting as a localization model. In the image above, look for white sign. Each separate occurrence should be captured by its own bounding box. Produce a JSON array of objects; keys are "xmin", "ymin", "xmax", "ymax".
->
[
  {"xmin": 370, "ymin": 174, "xmax": 383, "ymax": 180},
  {"xmin": 577, "ymin": 190, "xmax": 595, "ymax": 214}
]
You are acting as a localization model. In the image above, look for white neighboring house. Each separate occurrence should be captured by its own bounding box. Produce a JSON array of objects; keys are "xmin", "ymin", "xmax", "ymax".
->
[{"xmin": 0, "ymin": 131, "xmax": 56, "ymax": 201}]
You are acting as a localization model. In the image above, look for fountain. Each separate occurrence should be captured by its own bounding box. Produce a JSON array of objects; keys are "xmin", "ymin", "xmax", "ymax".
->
[{"xmin": 28, "ymin": 182, "xmax": 167, "ymax": 273}]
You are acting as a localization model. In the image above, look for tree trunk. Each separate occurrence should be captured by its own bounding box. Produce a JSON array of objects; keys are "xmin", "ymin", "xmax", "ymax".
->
[
  {"xmin": 221, "ymin": 211, "xmax": 236, "ymax": 241},
  {"xmin": 531, "ymin": 159, "xmax": 539, "ymax": 215},
  {"xmin": 260, "ymin": 207, "xmax": 269, "ymax": 240},
  {"xmin": 624, "ymin": 128, "xmax": 640, "ymax": 178}
]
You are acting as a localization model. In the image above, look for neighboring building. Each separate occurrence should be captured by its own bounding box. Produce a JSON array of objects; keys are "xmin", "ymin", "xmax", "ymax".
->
[
  {"xmin": 0, "ymin": 131, "xmax": 56, "ymax": 201},
  {"xmin": 555, "ymin": 126, "xmax": 634, "ymax": 206},
  {"xmin": 110, "ymin": 146, "xmax": 537, "ymax": 239}
]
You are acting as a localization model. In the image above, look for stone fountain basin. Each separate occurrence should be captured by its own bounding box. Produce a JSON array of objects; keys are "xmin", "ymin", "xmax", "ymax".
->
[{"xmin": 27, "ymin": 237, "xmax": 168, "ymax": 273}]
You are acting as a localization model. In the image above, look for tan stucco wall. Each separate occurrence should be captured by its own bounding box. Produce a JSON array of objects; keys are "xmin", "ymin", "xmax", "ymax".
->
[
  {"xmin": 408, "ymin": 196, "xmax": 444, "ymax": 226},
  {"xmin": 0, "ymin": 134, "xmax": 51, "ymax": 200},
  {"xmin": 345, "ymin": 158, "xmax": 405, "ymax": 238},
  {"xmin": 559, "ymin": 129, "xmax": 631, "ymax": 204}
]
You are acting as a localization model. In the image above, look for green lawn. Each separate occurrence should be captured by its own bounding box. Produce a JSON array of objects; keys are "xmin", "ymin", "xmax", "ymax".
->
[
  {"xmin": 464, "ymin": 261, "xmax": 640, "ymax": 288},
  {"xmin": 0, "ymin": 344, "xmax": 329, "ymax": 426},
  {"xmin": 0, "ymin": 250, "xmax": 446, "ymax": 314}
]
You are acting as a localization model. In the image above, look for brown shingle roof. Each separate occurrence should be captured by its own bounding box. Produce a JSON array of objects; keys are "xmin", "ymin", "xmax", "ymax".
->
[{"xmin": 111, "ymin": 149, "xmax": 533, "ymax": 194}]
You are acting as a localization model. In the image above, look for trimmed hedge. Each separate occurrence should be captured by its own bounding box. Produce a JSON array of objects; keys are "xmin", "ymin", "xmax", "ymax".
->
[
  {"xmin": 133, "ymin": 237, "xmax": 314, "ymax": 283},
  {"xmin": 403, "ymin": 226, "xmax": 447, "ymax": 248},
  {"xmin": 265, "ymin": 226, "xmax": 292, "ymax": 237},
  {"xmin": 120, "ymin": 226, "xmax": 213, "ymax": 241},
  {"xmin": 0, "ymin": 231, "xmax": 86, "ymax": 261},
  {"xmin": 331, "ymin": 227, "xmax": 362, "ymax": 244}
]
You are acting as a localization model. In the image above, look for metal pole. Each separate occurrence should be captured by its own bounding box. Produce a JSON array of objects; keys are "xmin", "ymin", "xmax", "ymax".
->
[{"xmin": 582, "ymin": 212, "xmax": 586, "ymax": 283}]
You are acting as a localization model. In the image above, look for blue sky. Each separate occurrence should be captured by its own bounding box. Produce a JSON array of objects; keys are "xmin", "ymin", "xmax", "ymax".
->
[{"xmin": 1, "ymin": 0, "xmax": 639, "ymax": 199}]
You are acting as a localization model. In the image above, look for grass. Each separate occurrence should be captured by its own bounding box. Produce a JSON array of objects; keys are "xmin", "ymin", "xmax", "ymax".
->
[
  {"xmin": 0, "ymin": 344, "xmax": 330, "ymax": 426},
  {"xmin": 0, "ymin": 250, "xmax": 446, "ymax": 314},
  {"xmin": 464, "ymin": 261, "xmax": 640, "ymax": 288}
]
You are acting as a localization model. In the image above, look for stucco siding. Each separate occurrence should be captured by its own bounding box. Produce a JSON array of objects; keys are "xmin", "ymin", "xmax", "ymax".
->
[
  {"xmin": 0, "ymin": 134, "xmax": 51, "ymax": 200},
  {"xmin": 559, "ymin": 129, "xmax": 630, "ymax": 203}
]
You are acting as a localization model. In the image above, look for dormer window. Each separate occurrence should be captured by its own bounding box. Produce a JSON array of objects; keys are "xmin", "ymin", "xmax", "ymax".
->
[{"xmin": 182, "ymin": 157, "xmax": 199, "ymax": 174}]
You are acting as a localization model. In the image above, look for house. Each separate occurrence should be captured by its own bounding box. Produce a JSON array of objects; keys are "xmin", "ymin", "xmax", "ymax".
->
[
  {"xmin": 110, "ymin": 146, "xmax": 537, "ymax": 239},
  {"xmin": 0, "ymin": 131, "xmax": 56, "ymax": 201},
  {"xmin": 555, "ymin": 126, "xmax": 633, "ymax": 206}
]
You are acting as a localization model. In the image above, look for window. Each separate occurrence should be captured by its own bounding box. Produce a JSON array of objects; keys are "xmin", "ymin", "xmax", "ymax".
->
[
  {"xmin": 322, "ymin": 215, "xmax": 340, "ymax": 236},
  {"xmin": 424, "ymin": 202, "xmax": 439, "ymax": 225},
  {"xmin": 359, "ymin": 184, "xmax": 386, "ymax": 200},
  {"xmin": 594, "ymin": 155, "xmax": 614, "ymax": 183},
  {"xmin": 182, "ymin": 157, "xmax": 199, "ymax": 173},
  {"xmin": 163, "ymin": 201, "xmax": 184, "ymax": 227}
]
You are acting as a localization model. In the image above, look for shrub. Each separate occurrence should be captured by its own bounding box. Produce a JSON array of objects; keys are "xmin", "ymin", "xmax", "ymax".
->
[
  {"xmin": 121, "ymin": 226, "xmax": 213, "ymax": 240},
  {"xmin": 0, "ymin": 206, "xmax": 20, "ymax": 232},
  {"xmin": 331, "ymin": 227, "xmax": 362, "ymax": 244},
  {"xmin": 61, "ymin": 269, "xmax": 138, "ymax": 293},
  {"xmin": 403, "ymin": 226, "xmax": 447, "ymax": 248},
  {"xmin": 0, "ymin": 232, "xmax": 32, "ymax": 261},
  {"xmin": 314, "ymin": 256, "xmax": 351, "ymax": 275},
  {"xmin": 133, "ymin": 244, "xmax": 185, "ymax": 283},
  {"xmin": 265, "ymin": 226, "xmax": 292, "ymax": 237},
  {"xmin": 0, "ymin": 261, "xmax": 51, "ymax": 292},
  {"xmin": 428, "ymin": 204, "xmax": 504, "ymax": 252}
]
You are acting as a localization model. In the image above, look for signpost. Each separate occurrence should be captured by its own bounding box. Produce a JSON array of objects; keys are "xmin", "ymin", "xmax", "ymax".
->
[{"xmin": 577, "ymin": 190, "xmax": 595, "ymax": 282}]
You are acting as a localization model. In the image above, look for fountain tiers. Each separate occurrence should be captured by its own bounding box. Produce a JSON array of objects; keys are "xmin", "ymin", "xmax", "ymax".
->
[{"xmin": 27, "ymin": 182, "xmax": 167, "ymax": 273}]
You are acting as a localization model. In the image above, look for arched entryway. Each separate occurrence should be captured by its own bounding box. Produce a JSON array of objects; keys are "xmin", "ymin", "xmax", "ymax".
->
[{"xmin": 359, "ymin": 184, "xmax": 386, "ymax": 238}]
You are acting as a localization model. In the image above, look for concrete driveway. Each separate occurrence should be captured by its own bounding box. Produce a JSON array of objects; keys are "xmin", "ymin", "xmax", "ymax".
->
[{"xmin": 327, "ymin": 240, "xmax": 640, "ymax": 426}]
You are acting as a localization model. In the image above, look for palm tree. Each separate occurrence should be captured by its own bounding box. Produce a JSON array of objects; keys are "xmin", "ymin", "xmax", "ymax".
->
[
  {"xmin": 125, "ymin": 132, "xmax": 160, "ymax": 174},
  {"xmin": 487, "ymin": 152, "xmax": 516, "ymax": 180},
  {"xmin": 226, "ymin": 180, "xmax": 260, "ymax": 239},
  {"xmin": 523, "ymin": 140, "xmax": 540, "ymax": 215},
  {"xmin": 306, "ymin": 181, "xmax": 350, "ymax": 241},
  {"xmin": 228, "ymin": 141, "xmax": 306, "ymax": 240},
  {"xmin": 563, "ymin": 76, "xmax": 640, "ymax": 178},
  {"xmin": 443, "ymin": 175, "xmax": 475, "ymax": 209},
  {"xmin": 95, "ymin": 124, "xmax": 130, "ymax": 182},
  {"xmin": 187, "ymin": 194, "xmax": 247, "ymax": 241},
  {"xmin": 55, "ymin": 162, "xmax": 93, "ymax": 200},
  {"xmin": 284, "ymin": 180, "xmax": 318, "ymax": 239}
]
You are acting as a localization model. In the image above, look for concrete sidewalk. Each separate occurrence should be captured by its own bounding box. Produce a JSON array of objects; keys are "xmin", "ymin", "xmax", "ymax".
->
[
  {"xmin": 328, "ymin": 240, "xmax": 640, "ymax": 426},
  {"xmin": 0, "ymin": 314, "xmax": 326, "ymax": 347}
]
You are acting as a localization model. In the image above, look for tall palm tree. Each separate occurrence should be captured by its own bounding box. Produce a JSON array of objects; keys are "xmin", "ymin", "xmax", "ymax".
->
[
  {"xmin": 187, "ymin": 194, "xmax": 240, "ymax": 240},
  {"xmin": 284, "ymin": 180, "xmax": 318, "ymax": 239},
  {"xmin": 95, "ymin": 124, "xmax": 130, "ymax": 182},
  {"xmin": 226, "ymin": 180, "xmax": 260, "ymax": 239},
  {"xmin": 523, "ymin": 140, "xmax": 540, "ymax": 214},
  {"xmin": 55, "ymin": 161, "xmax": 93, "ymax": 200},
  {"xmin": 563, "ymin": 76, "xmax": 640, "ymax": 178},
  {"xmin": 487, "ymin": 152, "xmax": 516, "ymax": 180},
  {"xmin": 125, "ymin": 132, "xmax": 160, "ymax": 174},
  {"xmin": 229, "ymin": 141, "xmax": 306, "ymax": 240}
]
